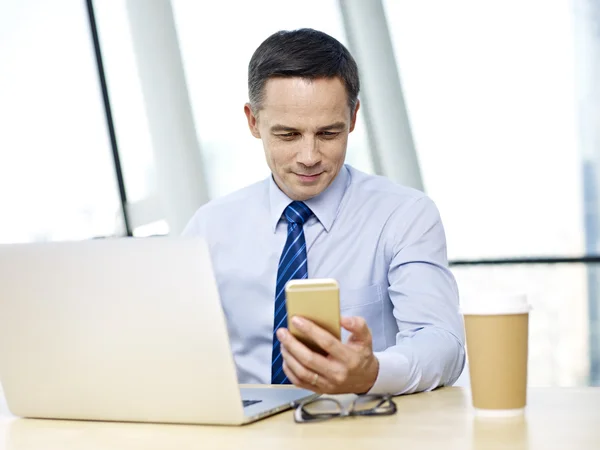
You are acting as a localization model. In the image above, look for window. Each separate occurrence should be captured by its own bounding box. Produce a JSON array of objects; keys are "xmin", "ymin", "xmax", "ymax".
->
[
  {"xmin": 0, "ymin": 0, "xmax": 123, "ymax": 242},
  {"xmin": 384, "ymin": 0, "xmax": 598, "ymax": 386},
  {"xmin": 93, "ymin": 0, "xmax": 156, "ymax": 206},
  {"xmin": 384, "ymin": 0, "xmax": 581, "ymax": 260}
]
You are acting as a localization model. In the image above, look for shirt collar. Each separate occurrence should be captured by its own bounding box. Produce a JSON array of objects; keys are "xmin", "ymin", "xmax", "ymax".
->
[{"xmin": 269, "ymin": 165, "xmax": 350, "ymax": 233}]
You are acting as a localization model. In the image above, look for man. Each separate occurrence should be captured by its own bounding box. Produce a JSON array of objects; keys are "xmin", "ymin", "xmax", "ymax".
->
[{"xmin": 183, "ymin": 28, "xmax": 465, "ymax": 395}]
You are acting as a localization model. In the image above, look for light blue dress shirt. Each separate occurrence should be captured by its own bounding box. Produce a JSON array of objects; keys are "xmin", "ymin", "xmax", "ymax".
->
[{"xmin": 183, "ymin": 165, "xmax": 465, "ymax": 394}]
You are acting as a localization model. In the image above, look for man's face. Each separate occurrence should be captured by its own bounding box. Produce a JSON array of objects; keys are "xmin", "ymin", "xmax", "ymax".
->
[{"xmin": 244, "ymin": 77, "xmax": 359, "ymax": 201}]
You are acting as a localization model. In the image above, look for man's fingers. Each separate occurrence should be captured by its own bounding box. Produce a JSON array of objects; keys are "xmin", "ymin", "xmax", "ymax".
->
[
  {"xmin": 281, "ymin": 346, "xmax": 320, "ymax": 386},
  {"xmin": 281, "ymin": 361, "xmax": 303, "ymax": 386},
  {"xmin": 290, "ymin": 316, "xmax": 350, "ymax": 360},
  {"xmin": 278, "ymin": 328, "xmax": 331, "ymax": 374},
  {"xmin": 281, "ymin": 357, "xmax": 335, "ymax": 394},
  {"xmin": 277, "ymin": 322, "xmax": 377, "ymax": 395}
]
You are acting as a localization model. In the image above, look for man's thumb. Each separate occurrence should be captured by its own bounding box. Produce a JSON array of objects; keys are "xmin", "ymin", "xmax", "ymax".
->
[{"xmin": 341, "ymin": 316, "xmax": 368, "ymax": 338}]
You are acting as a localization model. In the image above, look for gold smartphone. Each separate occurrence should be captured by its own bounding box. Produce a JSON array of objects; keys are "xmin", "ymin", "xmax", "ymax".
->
[{"xmin": 284, "ymin": 278, "xmax": 341, "ymax": 355}]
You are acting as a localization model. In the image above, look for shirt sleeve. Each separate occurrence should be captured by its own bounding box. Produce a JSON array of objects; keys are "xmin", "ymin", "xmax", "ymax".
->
[
  {"xmin": 181, "ymin": 207, "xmax": 206, "ymax": 237},
  {"xmin": 367, "ymin": 196, "xmax": 466, "ymax": 395}
]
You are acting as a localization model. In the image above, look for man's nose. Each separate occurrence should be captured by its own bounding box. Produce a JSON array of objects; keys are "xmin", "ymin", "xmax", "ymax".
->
[{"xmin": 296, "ymin": 138, "xmax": 321, "ymax": 167}]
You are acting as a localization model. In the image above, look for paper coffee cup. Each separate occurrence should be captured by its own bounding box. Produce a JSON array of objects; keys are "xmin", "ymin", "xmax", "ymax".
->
[{"xmin": 461, "ymin": 294, "xmax": 531, "ymax": 416}]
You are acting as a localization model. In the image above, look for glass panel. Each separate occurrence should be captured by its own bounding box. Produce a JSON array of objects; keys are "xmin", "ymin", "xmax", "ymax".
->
[
  {"xmin": 383, "ymin": 0, "xmax": 582, "ymax": 259},
  {"xmin": 172, "ymin": 0, "xmax": 374, "ymax": 199},
  {"xmin": 573, "ymin": 0, "xmax": 600, "ymax": 385},
  {"xmin": 0, "ymin": 0, "xmax": 123, "ymax": 242},
  {"xmin": 93, "ymin": 1, "xmax": 156, "ymax": 204},
  {"xmin": 452, "ymin": 263, "xmax": 592, "ymax": 386}
]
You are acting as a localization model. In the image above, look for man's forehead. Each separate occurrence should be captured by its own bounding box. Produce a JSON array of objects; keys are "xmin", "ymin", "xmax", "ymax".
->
[
  {"xmin": 262, "ymin": 77, "xmax": 347, "ymax": 105},
  {"xmin": 259, "ymin": 77, "xmax": 350, "ymax": 124}
]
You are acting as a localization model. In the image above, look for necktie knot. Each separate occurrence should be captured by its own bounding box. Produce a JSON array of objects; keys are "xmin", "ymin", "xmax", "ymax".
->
[{"xmin": 284, "ymin": 201, "xmax": 313, "ymax": 225}]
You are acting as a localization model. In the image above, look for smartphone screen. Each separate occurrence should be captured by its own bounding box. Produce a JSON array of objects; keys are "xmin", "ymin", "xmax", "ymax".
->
[{"xmin": 284, "ymin": 278, "xmax": 341, "ymax": 355}]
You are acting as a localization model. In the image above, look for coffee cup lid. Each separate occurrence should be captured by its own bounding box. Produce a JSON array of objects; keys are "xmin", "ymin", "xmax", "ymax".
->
[{"xmin": 460, "ymin": 293, "xmax": 531, "ymax": 315}]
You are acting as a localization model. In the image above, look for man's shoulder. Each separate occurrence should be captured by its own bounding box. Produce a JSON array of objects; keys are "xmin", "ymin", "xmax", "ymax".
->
[
  {"xmin": 347, "ymin": 165, "xmax": 428, "ymax": 207},
  {"xmin": 345, "ymin": 167, "xmax": 442, "ymax": 244},
  {"xmin": 182, "ymin": 178, "xmax": 268, "ymax": 236},
  {"xmin": 203, "ymin": 178, "xmax": 268, "ymax": 212}
]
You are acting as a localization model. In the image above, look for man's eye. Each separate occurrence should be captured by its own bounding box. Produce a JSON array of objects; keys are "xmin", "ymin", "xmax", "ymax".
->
[
  {"xmin": 320, "ymin": 131, "xmax": 340, "ymax": 139},
  {"xmin": 276, "ymin": 133, "xmax": 298, "ymax": 139}
]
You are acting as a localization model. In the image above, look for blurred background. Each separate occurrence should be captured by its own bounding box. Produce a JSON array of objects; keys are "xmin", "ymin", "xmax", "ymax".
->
[{"xmin": 0, "ymin": 0, "xmax": 598, "ymax": 387}]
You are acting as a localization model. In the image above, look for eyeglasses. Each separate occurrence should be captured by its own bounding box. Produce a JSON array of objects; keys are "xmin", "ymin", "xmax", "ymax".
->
[{"xmin": 292, "ymin": 394, "xmax": 397, "ymax": 423}]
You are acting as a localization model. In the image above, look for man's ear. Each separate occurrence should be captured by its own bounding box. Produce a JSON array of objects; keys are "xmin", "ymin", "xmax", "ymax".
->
[
  {"xmin": 244, "ymin": 103, "xmax": 261, "ymax": 138},
  {"xmin": 349, "ymin": 99, "xmax": 360, "ymax": 133}
]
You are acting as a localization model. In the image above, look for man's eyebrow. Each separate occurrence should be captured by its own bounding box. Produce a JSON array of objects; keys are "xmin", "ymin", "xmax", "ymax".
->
[
  {"xmin": 317, "ymin": 121, "xmax": 347, "ymax": 131},
  {"xmin": 270, "ymin": 122, "xmax": 347, "ymax": 133},
  {"xmin": 270, "ymin": 124, "xmax": 298, "ymax": 133}
]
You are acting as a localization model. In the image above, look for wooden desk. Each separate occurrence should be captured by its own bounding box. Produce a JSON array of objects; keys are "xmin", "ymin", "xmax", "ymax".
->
[{"xmin": 0, "ymin": 387, "xmax": 598, "ymax": 449}]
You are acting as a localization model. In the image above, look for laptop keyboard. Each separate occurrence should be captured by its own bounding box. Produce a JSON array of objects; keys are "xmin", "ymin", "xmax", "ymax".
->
[{"xmin": 242, "ymin": 399, "xmax": 262, "ymax": 408}]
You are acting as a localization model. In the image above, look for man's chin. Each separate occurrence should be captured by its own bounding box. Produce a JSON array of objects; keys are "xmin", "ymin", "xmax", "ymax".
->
[
  {"xmin": 290, "ymin": 185, "xmax": 326, "ymax": 201},
  {"xmin": 279, "ymin": 174, "xmax": 330, "ymax": 200}
]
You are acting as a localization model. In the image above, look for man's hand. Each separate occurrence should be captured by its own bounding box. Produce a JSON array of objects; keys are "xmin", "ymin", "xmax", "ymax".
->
[{"xmin": 276, "ymin": 316, "xmax": 379, "ymax": 394}]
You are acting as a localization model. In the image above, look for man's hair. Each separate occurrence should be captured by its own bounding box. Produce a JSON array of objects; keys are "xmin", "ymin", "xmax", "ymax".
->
[{"xmin": 248, "ymin": 28, "xmax": 360, "ymax": 114}]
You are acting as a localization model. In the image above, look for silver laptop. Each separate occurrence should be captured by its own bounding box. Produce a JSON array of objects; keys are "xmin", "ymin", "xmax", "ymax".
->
[{"xmin": 0, "ymin": 237, "xmax": 316, "ymax": 425}]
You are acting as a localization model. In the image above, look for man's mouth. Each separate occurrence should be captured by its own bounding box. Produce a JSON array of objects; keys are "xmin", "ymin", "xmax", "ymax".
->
[{"xmin": 294, "ymin": 172, "xmax": 323, "ymax": 183}]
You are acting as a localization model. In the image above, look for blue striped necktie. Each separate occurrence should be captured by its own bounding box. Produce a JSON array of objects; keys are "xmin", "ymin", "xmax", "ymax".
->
[{"xmin": 271, "ymin": 201, "xmax": 313, "ymax": 384}]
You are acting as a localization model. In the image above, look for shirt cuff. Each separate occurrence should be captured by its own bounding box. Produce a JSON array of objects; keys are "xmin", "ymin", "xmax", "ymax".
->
[{"xmin": 366, "ymin": 351, "xmax": 411, "ymax": 395}]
